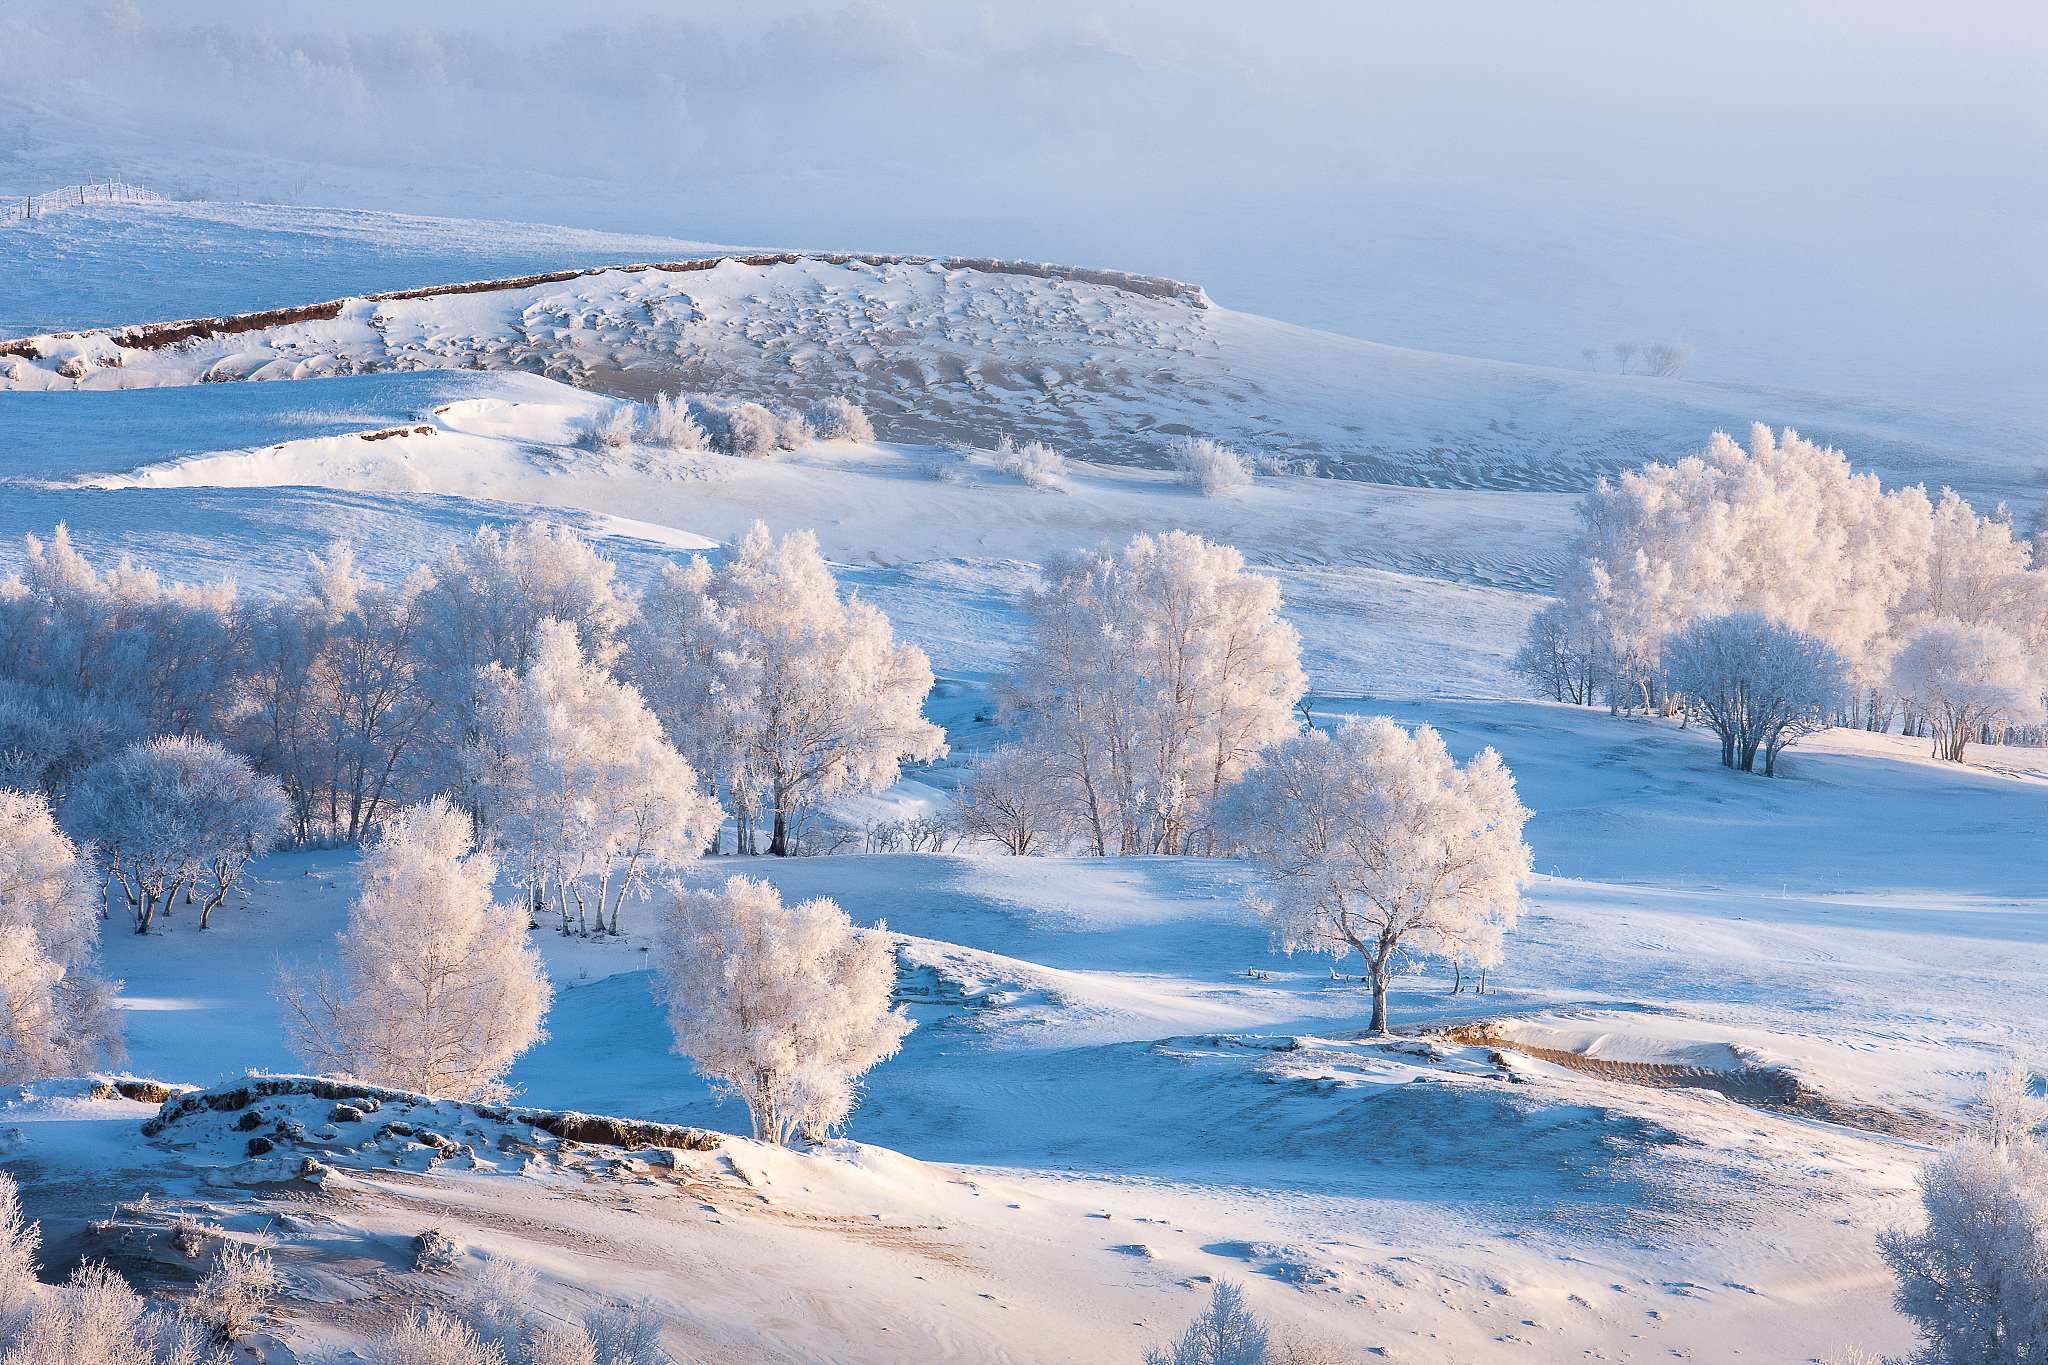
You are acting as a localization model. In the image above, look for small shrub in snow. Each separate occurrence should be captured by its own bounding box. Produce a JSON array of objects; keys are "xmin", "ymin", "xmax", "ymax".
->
[
  {"xmin": 806, "ymin": 396, "xmax": 874, "ymax": 443},
  {"xmin": 171, "ymin": 1219, "xmax": 220, "ymax": 1260},
  {"xmin": 412, "ymin": 1227, "xmax": 460, "ymax": 1273},
  {"xmin": 580, "ymin": 405, "xmax": 638, "ymax": 450},
  {"xmin": 276, "ymin": 797, "xmax": 551, "ymax": 1103},
  {"xmin": 640, "ymin": 394, "xmax": 706, "ymax": 452},
  {"xmin": 1878, "ymin": 1134, "xmax": 2048, "ymax": 1363},
  {"xmin": 722, "ymin": 403, "xmax": 784, "ymax": 459},
  {"xmin": 991, "ymin": 436, "xmax": 1067, "ymax": 490},
  {"xmin": 1224, "ymin": 717, "xmax": 1531, "ymax": 1034},
  {"xmin": 0, "ymin": 1173, "xmax": 38, "ymax": 1317},
  {"xmin": 1146, "ymin": 1280, "xmax": 1268, "ymax": 1365},
  {"xmin": 0, "ymin": 1260, "xmax": 229, "ymax": 1365},
  {"xmin": 375, "ymin": 1309, "xmax": 504, "ymax": 1365},
  {"xmin": 186, "ymin": 1242, "xmax": 277, "ymax": 1342},
  {"xmin": 582, "ymin": 1304, "xmax": 668, "ymax": 1365},
  {"xmin": 652, "ymin": 875, "xmax": 912, "ymax": 1144},
  {"xmin": 1249, "ymin": 453, "xmax": 1313, "ymax": 477},
  {"xmin": 1170, "ymin": 437, "xmax": 1251, "ymax": 495}
]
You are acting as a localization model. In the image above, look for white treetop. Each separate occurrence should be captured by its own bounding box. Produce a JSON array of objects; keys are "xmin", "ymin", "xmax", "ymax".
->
[
  {"xmin": 1890, "ymin": 621, "xmax": 2045, "ymax": 762},
  {"xmin": 1536, "ymin": 424, "xmax": 2048, "ymax": 730},
  {"xmin": 0, "ymin": 791, "xmax": 124, "ymax": 1083},
  {"xmin": 1009, "ymin": 530, "xmax": 1304, "ymax": 855},
  {"xmin": 278, "ymin": 797, "xmax": 550, "ymax": 1102},
  {"xmin": 1661, "ymin": 611, "xmax": 1851, "ymax": 776},
  {"xmin": 652, "ymin": 875, "xmax": 911, "ymax": 1145},
  {"xmin": 1224, "ymin": 717, "xmax": 1532, "ymax": 1033},
  {"xmin": 471, "ymin": 620, "xmax": 722, "ymax": 935},
  {"xmin": 638, "ymin": 523, "xmax": 945, "ymax": 856}
]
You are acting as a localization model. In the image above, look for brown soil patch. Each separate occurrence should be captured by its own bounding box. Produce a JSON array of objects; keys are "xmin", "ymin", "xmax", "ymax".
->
[{"xmin": 1442, "ymin": 1022, "xmax": 1947, "ymax": 1139}]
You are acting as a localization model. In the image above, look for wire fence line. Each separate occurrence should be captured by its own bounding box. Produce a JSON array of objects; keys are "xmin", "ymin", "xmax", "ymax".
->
[{"xmin": 4, "ymin": 180, "xmax": 163, "ymax": 223}]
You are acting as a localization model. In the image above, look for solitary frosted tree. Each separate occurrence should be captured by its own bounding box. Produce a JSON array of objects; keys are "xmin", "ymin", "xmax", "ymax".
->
[
  {"xmin": 1145, "ymin": 1280, "xmax": 1268, "ymax": 1365},
  {"xmin": 1878, "ymin": 1134, "xmax": 2048, "ymax": 1363},
  {"xmin": 1224, "ymin": 718, "xmax": 1532, "ymax": 1033},
  {"xmin": 277, "ymin": 798, "xmax": 550, "ymax": 1102},
  {"xmin": 652, "ymin": 876, "xmax": 911, "ymax": 1144},
  {"xmin": 0, "ymin": 791, "xmax": 123, "ymax": 1083},
  {"xmin": 1661, "ymin": 611, "xmax": 1849, "ymax": 775}
]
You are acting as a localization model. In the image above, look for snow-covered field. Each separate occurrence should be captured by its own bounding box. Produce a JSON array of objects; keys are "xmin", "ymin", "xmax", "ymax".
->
[{"xmin": 0, "ymin": 201, "xmax": 2041, "ymax": 1363}]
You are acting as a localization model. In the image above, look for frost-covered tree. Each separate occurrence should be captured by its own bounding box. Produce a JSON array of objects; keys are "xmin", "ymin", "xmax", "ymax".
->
[
  {"xmin": 1171, "ymin": 437, "xmax": 1251, "ymax": 496},
  {"xmin": 1224, "ymin": 718, "xmax": 1532, "ymax": 1033},
  {"xmin": 1007, "ymin": 531, "xmax": 1304, "ymax": 856},
  {"xmin": 277, "ymin": 797, "xmax": 550, "ymax": 1102},
  {"xmin": 412, "ymin": 523, "xmax": 634, "ymax": 780},
  {"xmin": 0, "ymin": 791, "xmax": 124, "ymax": 1082},
  {"xmin": 951, "ymin": 745, "xmax": 1063, "ymax": 855},
  {"xmin": 0, "ymin": 1173, "xmax": 38, "ymax": 1319},
  {"xmin": 1890, "ymin": 622, "xmax": 2044, "ymax": 762},
  {"xmin": 1972, "ymin": 1062, "xmax": 2048, "ymax": 1148},
  {"xmin": 1532, "ymin": 425, "xmax": 2048, "ymax": 729},
  {"xmin": 1878, "ymin": 1135, "xmax": 2048, "ymax": 1364},
  {"xmin": 470, "ymin": 621, "xmax": 721, "ymax": 935},
  {"xmin": 1509, "ymin": 602, "xmax": 1605, "ymax": 705},
  {"xmin": 640, "ymin": 524, "xmax": 944, "ymax": 856},
  {"xmin": 238, "ymin": 542, "xmax": 434, "ymax": 845},
  {"xmin": 1145, "ymin": 1280, "xmax": 1269, "ymax": 1365},
  {"xmin": 0, "ymin": 525, "xmax": 244, "ymax": 741},
  {"xmin": 1661, "ymin": 611, "xmax": 1849, "ymax": 775},
  {"xmin": 64, "ymin": 738, "xmax": 286, "ymax": 934},
  {"xmin": 652, "ymin": 876, "xmax": 911, "ymax": 1145},
  {"xmin": 0, "ymin": 681, "xmax": 143, "ymax": 800}
]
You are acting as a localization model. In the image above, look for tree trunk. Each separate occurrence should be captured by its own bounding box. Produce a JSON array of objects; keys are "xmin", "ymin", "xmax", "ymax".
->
[
  {"xmin": 1368, "ymin": 956, "xmax": 1390, "ymax": 1033},
  {"xmin": 770, "ymin": 808, "xmax": 790, "ymax": 857}
]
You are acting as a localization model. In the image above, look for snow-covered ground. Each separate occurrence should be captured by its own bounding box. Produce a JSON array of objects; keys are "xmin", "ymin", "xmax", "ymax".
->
[{"xmin": 0, "ymin": 203, "xmax": 2039, "ymax": 1363}]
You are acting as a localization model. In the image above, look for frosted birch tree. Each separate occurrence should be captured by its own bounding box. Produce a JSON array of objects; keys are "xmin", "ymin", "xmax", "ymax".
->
[
  {"xmin": 1224, "ymin": 718, "xmax": 1532, "ymax": 1033},
  {"xmin": 651, "ymin": 875, "xmax": 911, "ymax": 1144},
  {"xmin": 0, "ymin": 791, "xmax": 124, "ymax": 1082},
  {"xmin": 643, "ymin": 524, "xmax": 945, "ymax": 856},
  {"xmin": 470, "ymin": 621, "xmax": 722, "ymax": 935},
  {"xmin": 1007, "ymin": 531, "xmax": 1304, "ymax": 855},
  {"xmin": 1891, "ymin": 622, "xmax": 2044, "ymax": 762},
  {"xmin": 277, "ymin": 797, "xmax": 550, "ymax": 1102}
]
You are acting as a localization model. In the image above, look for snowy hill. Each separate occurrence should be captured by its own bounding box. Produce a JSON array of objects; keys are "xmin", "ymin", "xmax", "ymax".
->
[
  {"xmin": 0, "ymin": 200, "xmax": 2042, "ymax": 1363},
  {"xmin": 7, "ymin": 208, "xmax": 2046, "ymax": 508}
]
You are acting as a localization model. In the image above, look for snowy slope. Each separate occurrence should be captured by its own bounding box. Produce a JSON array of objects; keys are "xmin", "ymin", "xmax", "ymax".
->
[{"xmin": 9, "ymin": 247, "xmax": 2046, "ymax": 508}]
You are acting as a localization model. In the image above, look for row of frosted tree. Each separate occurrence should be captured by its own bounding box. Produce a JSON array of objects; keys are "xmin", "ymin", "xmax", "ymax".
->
[{"xmin": 1515, "ymin": 425, "xmax": 2048, "ymax": 768}]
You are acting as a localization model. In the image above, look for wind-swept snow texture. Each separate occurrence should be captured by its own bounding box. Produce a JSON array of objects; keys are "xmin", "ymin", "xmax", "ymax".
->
[{"xmin": 9, "ymin": 238, "xmax": 2046, "ymax": 506}]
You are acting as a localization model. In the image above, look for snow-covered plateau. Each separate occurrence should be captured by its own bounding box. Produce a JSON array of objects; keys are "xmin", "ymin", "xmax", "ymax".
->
[{"xmin": 0, "ymin": 201, "xmax": 2041, "ymax": 1364}]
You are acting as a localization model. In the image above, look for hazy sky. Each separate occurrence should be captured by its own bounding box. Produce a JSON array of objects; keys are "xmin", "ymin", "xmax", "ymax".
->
[{"xmin": 3, "ymin": 2, "xmax": 2042, "ymax": 412}]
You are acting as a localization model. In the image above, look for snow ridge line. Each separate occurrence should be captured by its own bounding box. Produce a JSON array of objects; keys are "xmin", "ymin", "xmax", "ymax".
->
[{"xmin": 0, "ymin": 253, "xmax": 1208, "ymax": 357}]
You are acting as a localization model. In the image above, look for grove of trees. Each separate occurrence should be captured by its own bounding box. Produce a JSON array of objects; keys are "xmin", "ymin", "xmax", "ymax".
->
[{"xmin": 1515, "ymin": 424, "xmax": 2048, "ymax": 765}]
